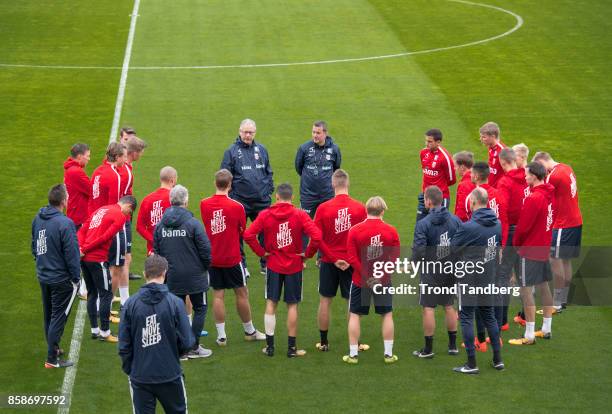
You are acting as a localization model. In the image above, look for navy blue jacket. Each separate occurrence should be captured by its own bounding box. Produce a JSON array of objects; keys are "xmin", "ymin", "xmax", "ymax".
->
[
  {"xmin": 412, "ymin": 207, "xmax": 463, "ymax": 279},
  {"xmin": 118, "ymin": 283, "xmax": 195, "ymax": 383},
  {"xmin": 31, "ymin": 206, "xmax": 80, "ymax": 285},
  {"xmin": 153, "ymin": 207, "xmax": 211, "ymax": 295},
  {"xmin": 294, "ymin": 136, "xmax": 341, "ymax": 206},
  {"xmin": 451, "ymin": 208, "xmax": 501, "ymax": 288},
  {"xmin": 221, "ymin": 137, "xmax": 274, "ymax": 204}
]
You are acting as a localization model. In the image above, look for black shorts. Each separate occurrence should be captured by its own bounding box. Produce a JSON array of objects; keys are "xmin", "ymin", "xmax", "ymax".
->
[
  {"xmin": 209, "ymin": 264, "xmax": 248, "ymax": 290},
  {"xmin": 518, "ymin": 256, "xmax": 552, "ymax": 287},
  {"xmin": 265, "ymin": 270, "xmax": 302, "ymax": 303},
  {"xmin": 550, "ymin": 225, "xmax": 582, "ymax": 259},
  {"xmin": 108, "ymin": 224, "xmax": 128, "ymax": 267},
  {"xmin": 319, "ymin": 262, "xmax": 352, "ymax": 299},
  {"xmin": 125, "ymin": 220, "xmax": 132, "ymax": 254},
  {"xmin": 419, "ymin": 275, "xmax": 454, "ymax": 308},
  {"xmin": 348, "ymin": 283, "xmax": 392, "ymax": 315},
  {"xmin": 498, "ymin": 225, "xmax": 520, "ymax": 282}
]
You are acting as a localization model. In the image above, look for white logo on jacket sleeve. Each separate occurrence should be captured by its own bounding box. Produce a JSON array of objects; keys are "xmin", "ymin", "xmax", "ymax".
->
[
  {"xmin": 546, "ymin": 204, "xmax": 553, "ymax": 232},
  {"xmin": 367, "ymin": 234, "xmax": 383, "ymax": 260},
  {"xmin": 142, "ymin": 314, "xmax": 162, "ymax": 348},
  {"xmin": 276, "ymin": 222, "xmax": 293, "ymax": 248},
  {"xmin": 89, "ymin": 208, "xmax": 108, "ymax": 229},
  {"xmin": 36, "ymin": 229, "xmax": 47, "ymax": 255},
  {"xmin": 92, "ymin": 175, "xmax": 100, "ymax": 199},
  {"xmin": 334, "ymin": 208, "xmax": 352, "ymax": 234},
  {"xmin": 150, "ymin": 200, "xmax": 164, "ymax": 226},
  {"xmin": 210, "ymin": 209, "xmax": 227, "ymax": 235},
  {"xmin": 570, "ymin": 173, "xmax": 577, "ymax": 198},
  {"xmin": 437, "ymin": 231, "xmax": 450, "ymax": 259},
  {"xmin": 489, "ymin": 197, "xmax": 499, "ymax": 218},
  {"xmin": 523, "ymin": 187, "xmax": 531, "ymax": 203},
  {"xmin": 484, "ymin": 235, "xmax": 497, "ymax": 263}
]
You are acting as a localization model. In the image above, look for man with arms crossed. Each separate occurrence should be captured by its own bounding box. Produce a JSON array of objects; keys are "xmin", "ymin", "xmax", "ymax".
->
[
  {"xmin": 417, "ymin": 128, "xmax": 456, "ymax": 222},
  {"xmin": 244, "ymin": 183, "xmax": 327, "ymax": 358},
  {"xmin": 32, "ymin": 184, "xmax": 80, "ymax": 368},
  {"xmin": 344, "ymin": 196, "xmax": 400, "ymax": 364},
  {"xmin": 304, "ymin": 169, "xmax": 367, "ymax": 352},
  {"xmin": 119, "ymin": 254, "xmax": 195, "ymax": 414},
  {"xmin": 200, "ymin": 169, "xmax": 265, "ymax": 346},
  {"xmin": 509, "ymin": 162, "xmax": 555, "ymax": 345},
  {"xmin": 533, "ymin": 152, "xmax": 583, "ymax": 312}
]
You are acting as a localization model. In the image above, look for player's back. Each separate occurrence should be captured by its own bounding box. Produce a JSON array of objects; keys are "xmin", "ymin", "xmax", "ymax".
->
[{"xmin": 200, "ymin": 194, "xmax": 245, "ymax": 267}]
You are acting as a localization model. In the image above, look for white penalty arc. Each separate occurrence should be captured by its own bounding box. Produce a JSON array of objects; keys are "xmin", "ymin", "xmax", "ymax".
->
[{"xmin": 0, "ymin": 0, "xmax": 523, "ymax": 71}]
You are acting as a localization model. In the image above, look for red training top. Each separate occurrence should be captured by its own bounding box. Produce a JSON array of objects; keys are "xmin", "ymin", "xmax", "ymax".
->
[
  {"xmin": 546, "ymin": 163, "xmax": 582, "ymax": 229},
  {"xmin": 63, "ymin": 158, "xmax": 90, "ymax": 226},
  {"xmin": 420, "ymin": 146, "xmax": 456, "ymax": 198},
  {"xmin": 200, "ymin": 194, "xmax": 246, "ymax": 268},
  {"xmin": 88, "ymin": 161, "xmax": 123, "ymax": 215},
  {"xmin": 487, "ymin": 141, "xmax": 507, "ymax": 188},
  {"xmin": 513, "ymin": 183, "xmax": 555, "ymax": 261},
  {"xmin": 496, "ymin": 167, "xmax": 529, "ymax": 226},
  {"xmin": 137, "ymin": 187, "xmax": 171, "ymax": 255},
  {"xmin": 454, "ymin": 171, "xmax": 476, "ymax": 222},
  {"xmin": 78, "ymin": 203, "xmax": 128, "ymax": 262}
]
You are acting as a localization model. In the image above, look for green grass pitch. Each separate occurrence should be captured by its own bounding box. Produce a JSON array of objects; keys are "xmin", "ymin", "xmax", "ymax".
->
[{"xmin": 1, "ymin": 0, "xmax": 611, "ymax": 412}]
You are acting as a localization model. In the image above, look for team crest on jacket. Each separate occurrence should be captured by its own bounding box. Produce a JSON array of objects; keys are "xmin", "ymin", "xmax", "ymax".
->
[
  {"xmin": 142, "ymin": 314, "xmax": 162, "ymax": 348},
  {"xmin": 277, "ymin": 222, "xmax": 293, "ymax": 248},
  {"xmin": 334, "ymin": 208, "xmax": 352, "ymax": 234},
  {"xmin": 36, "ymin": 229, "xmax": 47, "ymax": 256},
  {"xmin": 367, "ymin": 234, "xmax": 383, "ymax": 260},
  {"xmin": 210, "ymin": 209, "xmax": 226, "ymax": 235}
]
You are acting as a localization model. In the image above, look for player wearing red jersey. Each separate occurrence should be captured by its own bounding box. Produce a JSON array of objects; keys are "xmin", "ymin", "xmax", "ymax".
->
[
  {"xmin": 63, "ymin": 143, "xmax": 91, "ymax": 229},
  {"xmin": 200, "ymin": 169, "xmax": 265, "ymax": 346},
  {"xmin": 469, "ymin": 162, "xmax": 509, "ymax": 246},
  {"xmin": 479, "ymin": 122, "xmax": 507, "ymax": 188},
  {"xmin": 88, "ymin": 143, "xmax": 126, "ymax": 215},
  {"xmin": 78, "ymin": 196, "xmax": 136, "ymax": 343},
  {"xmin": 137, "ymin": 166, "xmax": 176, "ymax": 255},
  {"xmin": 304, "ymin": 169, "xmax": 367, "ymax": 352},
  {"xmin": 417, "ymin": 129, "xmax": 456, "ymax": 222},
  {"xmin": 344, "ymin": 196, "xmax": 400, "ymax": 364},
  {"xmin": 509, "ymin": 162, "xmax": 555, "ymax": 345},
  {"xmin": 453, "ymin": 151, "xmax": 476, "ymax": 222},
  {"xmin": 533, "ymin": 152, "xmax": 583, "ymax": 312}
]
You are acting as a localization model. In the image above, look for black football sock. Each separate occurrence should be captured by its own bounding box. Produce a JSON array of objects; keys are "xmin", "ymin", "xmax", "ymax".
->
[
  {"xmin": 448, "ymin": 331, "xmax": 457, "ymax": 349},
  {"xmin": 477, "ymin": 331, "xmax": 486, "ymax": 343},
  {"xmin": 288, "ymin": 336, "xmax": 296, "ymax": 349},
  {"xmin": 266, "ymin": 334, "xmax": 274, "ymax": 348},
  {"xmin": 424, "ymin": 336, "xmax": 433, "ymax": 353},
  {"xmin": 467, "ymin": 355, "xmax": 477, "ymax": 369},
  {"xmin": 493, "ymin": 351, "xmax": 502, "ymax": 365},
  {"xmin": 320, "ymin": 330, "xmax": 328, "ymax": 344}
]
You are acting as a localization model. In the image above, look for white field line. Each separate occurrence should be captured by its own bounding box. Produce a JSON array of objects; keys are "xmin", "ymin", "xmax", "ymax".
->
[
  {"xmin": 0, "ymin": 0, "xmax": 522, "ymax": 71},
  {"xmin": 57, "ymin": 1, "xmax": 141, "ymax": 413}
]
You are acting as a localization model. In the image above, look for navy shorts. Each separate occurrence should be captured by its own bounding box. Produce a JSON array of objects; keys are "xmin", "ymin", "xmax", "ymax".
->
[
  {"xmin": 209, "ymin": 264, "xmax": 248, "ymax": 290},
  {"xmin": 125, "ymin": 220, "xmax": 132, "ymax": 254},
  {"xmin": 518, "ymin": 256, "xmax": 553, "ymax": 287},
  {"xmin": 265, "ymin": 270, "xmax": 302, "ymax": 303},
  {"xmin": 348, "ymin": 283, "xmax": 392, "ymax": 315},
  {"xmin": 419, "ymin": 275, "xmax": 454, "ymax": 308},
  {"xmin": 550, "ymin": 225, "xmax": 582, "ymax": 259},
  {"xmin": 108, "ymin": 224, "xmax": 128, "ymax": 267},
  {"xmin": 498, "ymin": 225, "xmax": 520, "ymax": 282},
  {"xmin": 319, "ymin": 262, "xmax": 352, "ymax": 299}
]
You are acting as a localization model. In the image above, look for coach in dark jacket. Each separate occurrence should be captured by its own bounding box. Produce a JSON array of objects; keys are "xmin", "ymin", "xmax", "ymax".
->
[
  {"xmin": 119, "ymin": 254, "xmax": 195, "ymax": 414},
  {"xmin": 450, "ymin": 187, "xmax": 503, "ymax": 374},
  {"xmin": 411, "ymin": 186, "xmax": 462, "ymax": 358},
  {"xmin": 294, "ymin": 121, "xmax": 341, "ymax": 217},
  {"xmin": 220, "ymin": 118, "xmax": 273, "ymax": 273},
  {"xmin": 154, "ymin": 185, "xmax": 212, "ymax": 358},
  {"xmin": 31, "ymin": 184, "xmax": 80, "ymax": 368}
]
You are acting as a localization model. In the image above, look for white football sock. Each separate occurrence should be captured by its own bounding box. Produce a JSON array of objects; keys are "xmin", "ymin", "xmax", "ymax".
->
[
  {"xmin": 91, "ymin": 327, "xmax": 99, "ymax": 335},
  {"xmin": 525, "ymin": 322, "xmax": 535, "ymax": 341},
  {"xmin": 100, "ymin": 329, "xmax": 110, "ymax": 337},
  {"xmin": 119, "ymin": 287, "xmax": 129, "ymax": 305},
  {"xmin": 384, "ymin": 340, "xmax": 394, "ymax": 356},
  {"xmin": 96, "ymin": 297, "xmax": 100, "ymax": 312},
  {"xmin": 349, "ymin": 345, "xmax": 359, "ymax": 358},
  {"xmin": 561, "ymin": 286, "xmax": 570, "ymax": 304},
  {"xmin": 79, "ymin": 280, "xmax": 87, "ymax": 296},
  {"xmin": 542, "ymin": 317, "xmax": 552, "ymax": 334},
  {"xmin": 216, "ymin": 323, "xmax": 226, "ymax": 339},
  {"xmin": 553, "ymin": 288, "xmax": 564, "ymax": 307},
  {"xmin": 264, "ymin": 314, "xmax": 276, "ymax": 336},
  {"xmin": 243, "ymin": 320, "xmax": 255, "ymax": 334}
]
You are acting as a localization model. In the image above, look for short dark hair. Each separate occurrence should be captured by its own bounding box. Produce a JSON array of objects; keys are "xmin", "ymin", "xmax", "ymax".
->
[
  {"xmin": 526, "ymin": 162, "xmax": 547, "ymax": 181},
  {"xmin": 48, "ymin": 184, "xmax": 67, "ymax": 207},
  {"xmin": 106, "ymin": 142, "xmax": 126, "ymax": 162},
  {"xmin": 424, "ymin": 185, "xmax": 443, "ymax": 207},
  {"xmin": 471, "ymin": 161, "xmax": 490, "ymax": 181},
  {"xmin": 119, "ymin": 195, "xmax": 137, "ymax": 211},
  {"xmin": 332, "ymin": 169, "xmax": 349, "ymax": 189},
  {"xmin": 425, "ymin": 128, "xmax": 443, "ymax": 142},
  {"xmin": 144, "ymin": 254, "xmax": 168, "ymax": 280},
  {"xmin": 215, "ymin": 169, "xmax": 233, "ymax": 190},
  {"xmin": 70, "ymin": 143, "xmax": 90, "ymax": 158},
  {"xmin": 313, "ymin": 121, "xmax": 328, "ymax": 132},
  {"xmin": 120, "ymin": 126, "xmax": 136, "ymax": 137},
  {"xmin": 276, "ymin": 183, "xmax": 293, "ymax": 201},
  {"xmin": 453, "ymin": 151, "xmax": 474, "ymax": 168}
]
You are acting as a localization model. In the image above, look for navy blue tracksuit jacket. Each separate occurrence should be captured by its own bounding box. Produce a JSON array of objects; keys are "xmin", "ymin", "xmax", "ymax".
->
[
  {"xmin": 221, "ymin": 137, "xmax": 274, "ymax": 206},
  {"xmin": 294, "ymin": 136, "xmax": 341, "ymax": 210}
]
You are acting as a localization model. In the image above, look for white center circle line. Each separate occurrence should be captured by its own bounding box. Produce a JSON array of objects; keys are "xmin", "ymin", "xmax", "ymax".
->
[{"xmin": 0, "ymin": 0, "xmax": 523, "ymax": 71}]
